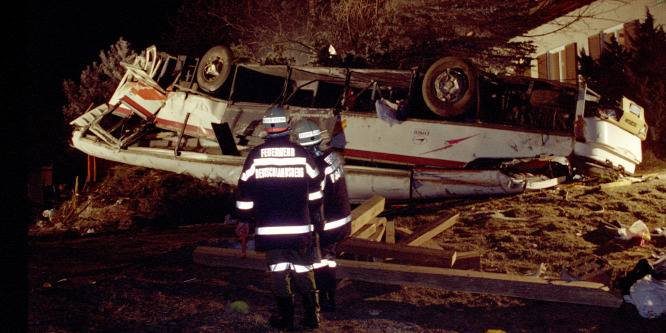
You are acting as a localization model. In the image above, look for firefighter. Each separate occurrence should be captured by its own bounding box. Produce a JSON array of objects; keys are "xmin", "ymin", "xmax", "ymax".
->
[
  {"xmin": 292, "ymin": 119, "xmax": 352, "ymax": 312},
  {"xmin": 235, "ymin": 106, "xmax": 324, "ymax": 331}
]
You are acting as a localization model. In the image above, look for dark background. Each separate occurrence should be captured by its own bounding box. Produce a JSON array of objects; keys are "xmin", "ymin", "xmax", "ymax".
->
[
  {"xmin": 25, "ymin": 0, "xmax": 180, "ymax": 115},
  {"xmin": 5, "ymin": 2, "xmax": 181, "ymax": 331},
  {"xmin": 19, "ymin": 0, "xmax": 184, "ymax": 197}
]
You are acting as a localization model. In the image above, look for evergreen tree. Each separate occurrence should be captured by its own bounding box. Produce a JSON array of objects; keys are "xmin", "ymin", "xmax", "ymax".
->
[
  {"xmin": 579, "ymin": 36, "xmax": 630, "ymax": 106},
  {"xmin": 62, "ymin": 38, "xmax": 137, "ymax": 121},
  {"xmin": 626, "ymin": 10, "xmax": 666, "ymax": 142},
  {"xmin": 627, "ymin": 10, "xmax": 666, "ymax": 86},
  {"xmin": 579, "ymin": 10, "xmax": 666, "ymax": 142}
]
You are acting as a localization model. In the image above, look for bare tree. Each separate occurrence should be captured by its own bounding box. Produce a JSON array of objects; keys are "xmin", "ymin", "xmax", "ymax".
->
[{"xmin": 163, "ymin": 0, "xmax": 601, "ymax": 73}]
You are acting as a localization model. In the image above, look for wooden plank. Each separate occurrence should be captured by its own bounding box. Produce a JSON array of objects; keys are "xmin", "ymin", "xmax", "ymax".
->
[
  {"xmin": 600, "ymin": 180, "xmax": 632, "ymax": 189},
  {"xmin": 370, "ymin": 223, "xmax": 386, "ymax": 242},
  {"xmin": 335, "ymin": 259, "xmax": 623, "ymax": 308},
  {"xmin": 350, "ymin": 195, "xmax": 385, "ymax": 234},
  {"xmin": 193, "ymin": 246, "xmax": 266, "ymax": 271},
  {"xmin": 400, "ymin": 213, "xmax": 458, "ymax": 247},
  {"xmin": 396, "ymin": 227, "xmax": 443, "ymax": 250},
  {"xmin": 350, "ymin": 222, "xmax": 377, "ymax": 239},
  {"xmin": 192, "ymin": 246, "xmax": 622, "ymax": 308},
  {"xmin": 336, "ymin": 237, "xmax": 479, "ymax": 270},
  {"xmin": 385, "ymin": 220, "xmax": 395, "ymax": 244},
  {"xmin": 351, "ymin": 216, "xmax": 385, "ymax": 239}
]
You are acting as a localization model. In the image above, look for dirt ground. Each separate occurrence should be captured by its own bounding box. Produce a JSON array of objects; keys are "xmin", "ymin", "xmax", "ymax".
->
[{"xmin": 28, "ymin": 169, "xmax": 666, "ymax": 332}]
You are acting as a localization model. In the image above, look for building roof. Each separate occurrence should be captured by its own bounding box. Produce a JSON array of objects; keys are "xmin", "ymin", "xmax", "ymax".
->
[{"xmin": 527, "ymin": 0, "xmax": 595, "ymax": 24}]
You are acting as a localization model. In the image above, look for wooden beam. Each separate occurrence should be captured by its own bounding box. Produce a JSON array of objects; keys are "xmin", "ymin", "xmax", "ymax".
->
[
  {"xmin": 350, "ymin": 216, "xmax": 386, "ymax": 239},
  {"xmin": 335, "ymin": 259, "xmax": 623, "ymax": 308},
  {"xmin": 600, "ymin": 180, "xmax": 632, "ymax": 189},
  {"xmin": 399, "ymin": 213, "xmax": 459, "ymax": 247},
  {"xmin": 385, "ymin": 220, "xmax": 395, "ymax": 244},
  {"xmin": 192, "ymin": 246, "xmax": 622, "ymax": 308},
  {"xmin": 350, "ymin": 195, "xmax": 385, "ymax": 234},
  {"xmin": 350, "ymin": 222, "xmax": 377, "ymax": 239},
  {"xmin": 396, "ymin": 227, "xmax": 443, "ymax": 250},
  {"xmin": 336, "ymin": 237, "xmax": 479, "ymax": 270},
  {"xmin": 370, "ymin": 223, "xmax": 386, "ymax": 242},
  {"xmin": 193, "ymin": 246, "xmax": 266, "ymax": 271}
]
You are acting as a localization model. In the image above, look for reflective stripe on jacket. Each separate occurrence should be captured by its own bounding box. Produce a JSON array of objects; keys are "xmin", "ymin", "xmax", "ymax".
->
[
  {"xmin": 314, "ymin": 149, "xmax": 352, "ymax": 247},
  {"xmin": 236, "ymin": 134, "xmax": 323, "ymax": 251}
]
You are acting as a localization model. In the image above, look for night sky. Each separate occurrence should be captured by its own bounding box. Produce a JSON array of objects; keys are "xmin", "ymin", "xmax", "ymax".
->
[
  {"xmin": 25, "ymin": 0, "xmax": 181, "ymax": 116},
  {"xmin": 17, "ymin": 0, "xmax": 183, "ymax": 193},
  {"xmin": 11, "ymin": 2, "xmax": 191, "ymax": 326},
  {"xmin": 9, "ymin": 5, "xmax": 181, "ymax": 322}
]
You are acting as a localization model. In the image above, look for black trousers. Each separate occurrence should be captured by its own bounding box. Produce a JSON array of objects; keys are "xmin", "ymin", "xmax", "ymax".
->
[{"xmin": 266, "ymin": 248, "xmax": 317, "ymax": 297}]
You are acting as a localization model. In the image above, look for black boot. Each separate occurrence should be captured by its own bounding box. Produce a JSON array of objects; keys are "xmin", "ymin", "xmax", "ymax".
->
[
  {"xmin": 269, "ymin": 296, "xmax": 294, "ymax": 331},
  {"xmin": 315, "ymin": 265, "xmax": 337, "ymax": 312},
  {"xmin": 319, "ymin": 289, "xmax": 335, "ymax": 312},
  {"xmin": 300, "ymin": 292, "xmax": 320, "ymax": 329}
]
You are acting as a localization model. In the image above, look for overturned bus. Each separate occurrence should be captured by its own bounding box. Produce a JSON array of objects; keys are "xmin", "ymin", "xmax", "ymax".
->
[{"xmin": 70, "ymin": 45, "xmax": 647, "ymax": 202}]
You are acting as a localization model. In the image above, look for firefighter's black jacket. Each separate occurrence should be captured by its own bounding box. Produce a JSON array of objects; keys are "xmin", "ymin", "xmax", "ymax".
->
[
  {"xmin": 311, "ymin": 147, "xmax": 352, "ymax": 247},
  {"xmin": 236, "ymin": 133, "xmax": 323, "ymax": 251}
]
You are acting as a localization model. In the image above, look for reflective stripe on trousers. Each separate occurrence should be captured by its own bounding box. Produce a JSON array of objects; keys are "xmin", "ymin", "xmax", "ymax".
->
[
  {"xmin": 256, "ymin": 224, "xmax": 314, "ymax": 235},
  {"xmin": 269, "ymin": 262, "xmax": 314, "ymax": 273},
  {"xmin": 236, "ymin": 200, "xmax": 254, "ymax": 210},
  {"xmin": 313, "ymin": 259, "xmax": 337, "ymax": 269}
]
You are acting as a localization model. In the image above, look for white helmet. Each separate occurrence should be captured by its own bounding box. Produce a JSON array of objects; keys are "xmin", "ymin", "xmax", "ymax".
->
[
  {"xmin": 263, "ymin": 106, "xmax": 290, "ymax": 132},
  {"xmin": 292, "ymin": 120, "xmax": 322, "ymax": 146}
]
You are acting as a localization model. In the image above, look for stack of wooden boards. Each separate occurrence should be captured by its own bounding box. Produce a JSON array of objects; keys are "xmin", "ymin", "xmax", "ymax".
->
[{"xmin": 193, "ymin": 195, "xmax": 623, "ymax": 307}]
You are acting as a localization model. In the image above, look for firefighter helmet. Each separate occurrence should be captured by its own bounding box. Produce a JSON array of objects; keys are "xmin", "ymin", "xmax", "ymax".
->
[
  {"xmin": 293, "ymin": 119, "xmax": 322, "ymax": 146},
  {"xmin": 263, "ymin": 106, "xmax": 290, "ymax": 132}
]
